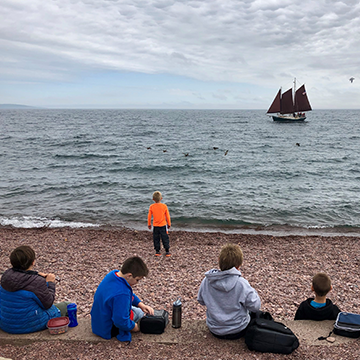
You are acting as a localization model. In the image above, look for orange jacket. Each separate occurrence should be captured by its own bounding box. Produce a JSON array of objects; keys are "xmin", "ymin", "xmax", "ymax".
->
[{"xmin": 148, "ymin": 203, "xmax": 171, "ymax": 227}]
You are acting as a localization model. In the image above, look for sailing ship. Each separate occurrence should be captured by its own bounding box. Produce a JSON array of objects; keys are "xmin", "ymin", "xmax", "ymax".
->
[{"xmin": 267, "ymin": 79, "xmax": 312, "ymax": 122}]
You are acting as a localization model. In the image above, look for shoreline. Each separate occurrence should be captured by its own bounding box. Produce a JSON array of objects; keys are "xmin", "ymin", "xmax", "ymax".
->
[{"xmin": 2, "ymin": 222, "xmax": 360, "ymax": 238}]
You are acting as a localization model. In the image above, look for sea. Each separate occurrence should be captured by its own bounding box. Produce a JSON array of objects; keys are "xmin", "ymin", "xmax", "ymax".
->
[{"xmin": 1, "ymin": 109, "xmax": 359, "ymax": 236}]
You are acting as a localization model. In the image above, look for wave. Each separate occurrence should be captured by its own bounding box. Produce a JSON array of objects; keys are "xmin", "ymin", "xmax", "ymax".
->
[
  {"xmin": 0, "ymin": 216, "xmax": 100, "ymax": 229},
  {"xmin": 54, "ymin": 153, "xmax": 119, "ymax": 160},
  {"xmin": 1, "ymin": 215, "xmax": 359, "ymax": 237}
]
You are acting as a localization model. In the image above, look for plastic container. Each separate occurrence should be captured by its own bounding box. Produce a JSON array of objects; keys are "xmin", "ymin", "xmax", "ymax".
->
[
  {"xmin": 47, "ymin": 316, "xmax": 70, "ymax": 335},
  {"xmin": 67, "ymin": 303, "xmax": 78, "ymax": 327}
]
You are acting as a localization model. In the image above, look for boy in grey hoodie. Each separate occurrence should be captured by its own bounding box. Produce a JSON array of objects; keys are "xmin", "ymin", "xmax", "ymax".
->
[{"xmin": 197, "ymin": 243, "xmax": 261, "ymax": 339}]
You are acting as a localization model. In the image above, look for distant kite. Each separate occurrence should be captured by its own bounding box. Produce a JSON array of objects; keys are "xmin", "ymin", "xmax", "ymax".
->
[{"xmin": 349, "ymin": 77, "xmax": 355, "ymax": 83}]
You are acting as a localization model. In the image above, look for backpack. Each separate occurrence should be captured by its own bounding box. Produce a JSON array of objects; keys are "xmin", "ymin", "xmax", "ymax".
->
[
  {"xmin": 333, "ymin": 312, "xmax": 360, "ymax": 338},
  {"xmin": 245, "ymin": 318, "xmax": 299, "ymax": 354},
  {"xmin": 139, "ymin": 309, "xmax": 169, "ymax": 334}
]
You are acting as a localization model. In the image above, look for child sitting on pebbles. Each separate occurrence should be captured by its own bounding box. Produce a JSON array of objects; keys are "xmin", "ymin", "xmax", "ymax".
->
[
  {"xmin": 197, "ymin": 243, "xmax": 261, "ymax": 339},
  {"xmin": 91, "ymin": 256, "xmax": 154, "ymax": 342},
  {"xmin": 294, "ymin": 272, "xmax": 340, "ymax": 320},
  {"xmin": 0, "ymin": 245, "xmax": 70, "ymax": 333}
]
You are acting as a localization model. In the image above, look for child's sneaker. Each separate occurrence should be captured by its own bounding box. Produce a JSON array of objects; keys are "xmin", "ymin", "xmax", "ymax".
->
[
  {"xmin": 165, "ymin": 251, "xmax": 171, "ymax": 257},
  {"xmin": 155, "ymin": 251, "xmax": 161, "ymax": 256}
]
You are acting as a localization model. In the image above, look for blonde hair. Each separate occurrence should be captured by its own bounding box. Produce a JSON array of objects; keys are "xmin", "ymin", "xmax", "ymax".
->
[
  {"xmin": 312, "ymin": 273, "xmax": 332, "ymax": 297},
  {"xmin": 219, "ymin": 244, "xmax": 243, "ymax": 271},
  {"xmin": 152, "ymin": 191, "xmax": 162, "ymax": 202}
]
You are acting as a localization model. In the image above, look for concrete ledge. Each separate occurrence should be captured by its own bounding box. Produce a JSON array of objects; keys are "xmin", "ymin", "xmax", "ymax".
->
[
  {"xmin": 0, "ymin": 318, "xmax": 356, "ymax": 347},
  {"xmin": 282, "ymin": 319, "xmax": 354, "ymax": 346}
]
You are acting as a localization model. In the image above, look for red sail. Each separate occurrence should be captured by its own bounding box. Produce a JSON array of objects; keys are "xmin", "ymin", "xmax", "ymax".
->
[
  {"xmin": 267, "ymin": 89, "xmax": 281, "ymax": 113},
  {"xmin": 280, "ymin": 88, "xmax": 294, "ymax": 114},
  {"xmin": 295, "ymin": 84, "xmax": 312, "ymax": 112}
]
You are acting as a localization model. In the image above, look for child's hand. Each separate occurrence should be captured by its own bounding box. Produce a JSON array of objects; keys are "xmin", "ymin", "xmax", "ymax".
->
[
  {"xmin": 45, "ymin": 273, "xmax": 56, "ymax": 282},
  {"xmin": 138, "ymin": 302, "xmax": 154, "ymax": 315},
  {"xmin": 132, "ymin": 323, "xmax": 140, "ymax": 332},
  {"xmin": 148, "ymin": 225, "xmax": 151, "ymax": 230}
]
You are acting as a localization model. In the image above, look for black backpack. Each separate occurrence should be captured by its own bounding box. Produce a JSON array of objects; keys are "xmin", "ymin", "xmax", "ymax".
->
[
  {"xmin": 139, "ymin": 309, "xmax": 169, "ymax": 334},
  {"xmin": 245, "ymin": 317, "xmax": 299, "ymax": 354}
]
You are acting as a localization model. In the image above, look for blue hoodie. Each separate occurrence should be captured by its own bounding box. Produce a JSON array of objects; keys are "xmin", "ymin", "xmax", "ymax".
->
[
  {"xmin": 197, "ymin": 267, "xmax": 261, "ymax": 335},
  {"xmin": 91, "ymin": 270, "xmax": 141, "ymax": 342}
]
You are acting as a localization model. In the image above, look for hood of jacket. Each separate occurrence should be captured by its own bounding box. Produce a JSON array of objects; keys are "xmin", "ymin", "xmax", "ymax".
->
[
  {"xmin": 204, "ymin": 267, "xmax": 241, "ymax": 293},
  {"xmin": 1, "ymin": 268, "xmax": 40, "ymax": 292}
]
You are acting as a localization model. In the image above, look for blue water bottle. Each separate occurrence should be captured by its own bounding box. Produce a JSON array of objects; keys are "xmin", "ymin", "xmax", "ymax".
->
[{"xmin": 67, "ymin": 303, "xmax": 78, "ymax": 327}]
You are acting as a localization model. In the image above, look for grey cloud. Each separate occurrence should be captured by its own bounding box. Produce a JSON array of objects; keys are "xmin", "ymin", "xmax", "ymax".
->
[{"xmin": 1, "ymin": 0, "xmax": 360, "ymax": 96}]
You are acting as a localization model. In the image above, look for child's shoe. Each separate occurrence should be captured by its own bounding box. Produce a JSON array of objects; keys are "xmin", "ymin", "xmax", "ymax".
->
[
  {"xmin": 155, "ymin": 251, "xmax": 161, "ymax": 256},
  {"xmin": 165, "ymin": 251, "xmax": 171, "ymax": 257}
]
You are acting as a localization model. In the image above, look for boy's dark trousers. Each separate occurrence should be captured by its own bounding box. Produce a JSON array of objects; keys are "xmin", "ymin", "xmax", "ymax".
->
[{"xmin": 153, "ymin": 226, "xmax": 170, "ymax": 252}]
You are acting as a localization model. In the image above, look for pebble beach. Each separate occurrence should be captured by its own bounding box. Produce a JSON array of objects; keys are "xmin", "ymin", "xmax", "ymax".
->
[{"xmin": 0, "ymin": 226, "xmax": 359, "ymax": 359}]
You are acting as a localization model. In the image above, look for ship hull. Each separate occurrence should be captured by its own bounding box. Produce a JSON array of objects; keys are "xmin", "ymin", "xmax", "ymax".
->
[{"xmin": 271, "ymin": 115, "xmax": 306, "ymax": 122}]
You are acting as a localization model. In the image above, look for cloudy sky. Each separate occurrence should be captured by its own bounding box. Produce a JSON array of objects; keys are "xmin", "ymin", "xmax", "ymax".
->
[{"xmin": 1, "ymin": 0, "xmax": 359, "ymax": 109}]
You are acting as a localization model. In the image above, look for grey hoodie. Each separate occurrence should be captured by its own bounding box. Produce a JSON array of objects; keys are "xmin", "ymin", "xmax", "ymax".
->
[{"xmin": 197, "ymin": 267, "xmax": 261, "ymax": 335}]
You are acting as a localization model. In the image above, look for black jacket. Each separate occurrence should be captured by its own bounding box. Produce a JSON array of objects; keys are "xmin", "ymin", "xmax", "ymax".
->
[
  {"xmin": 294, "ymin": 298, "xmax": 340, "ymax": 321},
  {"xmin": 1, "ymin": 268, "xmax": 56, "ymax": 309}
]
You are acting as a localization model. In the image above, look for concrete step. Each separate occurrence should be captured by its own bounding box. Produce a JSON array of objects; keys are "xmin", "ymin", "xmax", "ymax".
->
[{"xmin": 0, "ymin": 318, "xmax": 355, "ymax": 347}]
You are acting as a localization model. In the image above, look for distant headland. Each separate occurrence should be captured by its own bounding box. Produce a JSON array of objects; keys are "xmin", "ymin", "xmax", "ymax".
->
[{"xmin": 0, "ymin": 104, "xmax": 41, "ymax": 109}]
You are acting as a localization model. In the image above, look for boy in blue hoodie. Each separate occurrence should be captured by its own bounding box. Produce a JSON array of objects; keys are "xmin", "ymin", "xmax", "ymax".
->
[
  {"xmin": 91, "ymin": 256, "xmax": 154, "ymax": 342},
  {"xmin": 197, "ymin": 244, "xmax": 261, "ymax": 339}
]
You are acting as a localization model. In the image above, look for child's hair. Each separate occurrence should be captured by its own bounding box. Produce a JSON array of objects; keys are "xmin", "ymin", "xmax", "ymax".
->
[
  {"xmin": 121, "ymin": 256, "xmax": 149, "ymax": 277},
  {"xmin": 10, "ymin": 245, "xmax": 36, "ymax": 270},
  {"xmin": 152, "ymin": 191, "xmax": 162, "ymax": 202},
  {"xmin": 312, "ymin": 273, "xmax": 332, "ymax": 297},
  {"xmin": 219, "ymin": 244, "xmax": 243, "ymax": 271}
]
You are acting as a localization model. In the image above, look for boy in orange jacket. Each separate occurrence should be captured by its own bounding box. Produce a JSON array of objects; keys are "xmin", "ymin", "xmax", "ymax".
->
[{"xmin": 148, "ymin": 191, "xmax": 171, "ymax": 257}]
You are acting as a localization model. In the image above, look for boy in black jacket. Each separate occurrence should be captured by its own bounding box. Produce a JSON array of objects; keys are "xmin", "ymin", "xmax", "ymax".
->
[{"xmin": 294, "ymin": 272, "xmax": 340, "ymax": 320}]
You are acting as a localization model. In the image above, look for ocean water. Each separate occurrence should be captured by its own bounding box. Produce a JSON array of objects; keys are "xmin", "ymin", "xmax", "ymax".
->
[{"xmin": 0, "ymin": 109, "xmax": 359, "ymax": 235}]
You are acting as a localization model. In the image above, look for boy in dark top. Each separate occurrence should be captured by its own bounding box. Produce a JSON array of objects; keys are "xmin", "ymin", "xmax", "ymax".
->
[
  {"xmin": 294, "ymin": 272, "xmax": 340, "ymax": 321},
  {"xmin": 0, "ymin": 245, "xmax": 68, "ymax": 333}
]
